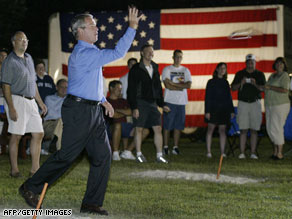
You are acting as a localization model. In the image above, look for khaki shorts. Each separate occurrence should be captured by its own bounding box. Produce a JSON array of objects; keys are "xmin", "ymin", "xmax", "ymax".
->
[
  {"xmin": 237, "ymin": 100, "xmax": 262, "ymax": 131},
  {"xmin": 4, "ymin": 95, "xmax": 43, "ymax": 135}
]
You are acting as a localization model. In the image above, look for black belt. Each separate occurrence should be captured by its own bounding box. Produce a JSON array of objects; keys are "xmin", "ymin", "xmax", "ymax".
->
[
  {"xmin": 241, "ymin": 99, "xmax": 258, "ymax": 103},
  {"xmin": 14, "ymin": 94, "xmax": 34, "ymax": 100},
  {"xmin": 67, "ymin": 94, "xmax": 101, "ymax": 105}
]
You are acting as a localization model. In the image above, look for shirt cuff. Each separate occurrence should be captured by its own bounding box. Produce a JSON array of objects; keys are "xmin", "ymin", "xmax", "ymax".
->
[
  {"xmin": 101, "ymin": 96, "xmax": 106, "ymax": 103},
  {"xmin": 127, "ymin": 27, "xmax": 136, "ymax": 33}
]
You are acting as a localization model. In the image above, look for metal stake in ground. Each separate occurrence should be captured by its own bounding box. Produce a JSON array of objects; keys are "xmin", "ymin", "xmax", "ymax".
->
[
  {"xmin": 216, "ymin": 155, "xmax": 224, "ymax": 180},
  {"xmin": 33, "ymin": 182, "xmax": 48, "ymax": 219}
]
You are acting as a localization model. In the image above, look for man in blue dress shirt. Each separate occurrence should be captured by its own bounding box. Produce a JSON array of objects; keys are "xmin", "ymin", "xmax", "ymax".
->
[
  {"xmin": 19, "ymin": 7, "xmax": 142, "ymax": 216},
  {"xmin": 42, "ymin": 79, "xmax": 68, "ymax": 153}
]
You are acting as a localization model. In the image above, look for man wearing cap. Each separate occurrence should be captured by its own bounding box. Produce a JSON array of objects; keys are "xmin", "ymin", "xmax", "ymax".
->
[{"xmin": 231, "ymin": 54, "xmax": 266, "ymax": 159}]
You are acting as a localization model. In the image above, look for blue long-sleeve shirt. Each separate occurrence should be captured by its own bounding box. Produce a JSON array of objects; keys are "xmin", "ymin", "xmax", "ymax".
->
[
  {"xmin": 67, "ymin": 27, "xmax": 136, "ymax": 102},
  {"xmin": 44, "ymin": 93, "xmax": 65, "ymax": 121}
]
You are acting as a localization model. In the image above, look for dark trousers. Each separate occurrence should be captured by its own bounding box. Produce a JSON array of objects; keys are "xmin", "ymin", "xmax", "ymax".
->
[{"xmin": 25, "ymin": 97, "xmax": 111, "ymax": 206}]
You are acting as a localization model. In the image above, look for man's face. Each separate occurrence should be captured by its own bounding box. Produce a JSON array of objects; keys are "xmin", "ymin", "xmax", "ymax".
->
[
  {"xmin": 246, "ymin": 59, "xmax": 256, "ymax": 72},
  {"xmin": 13, "ymin": 32, "xmax": 28, "ymax": 53},
  {"xmin": 173, "ymin": 52, "xmax": 183, "ymax": 66},
  {"xmin": 57, "ymin": 81, "xmax": 68, "ymax": 98},
  {"xmin": 0, "ymin": 51, "xmax": 7, "ymax": 64},
  {"xmin": 79, "ymin": 17, "xmax": 98, "ymax": 44},
  {"xmin": 128, "ymin": 60, "xmax": 137, "ymax": 70},
  {"xmin": 110, "ymin": 84, "xmax": 122, "ymax": 98},
  {"xmin": 141, "ymin": 46, "xmax": 154, "ymax": 62},
  {"xmin": 35, "ymin": 63, "xmax": 45, "ymax": 76}
]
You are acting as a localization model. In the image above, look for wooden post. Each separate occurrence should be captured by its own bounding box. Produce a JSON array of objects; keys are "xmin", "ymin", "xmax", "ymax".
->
[
  {"xmin": 216, "ymin": 155, "xmax": 224, "ymax": 180},
  {"xmin": 32, "ymin": 182, "xmax": 48, "ymax": 219}
]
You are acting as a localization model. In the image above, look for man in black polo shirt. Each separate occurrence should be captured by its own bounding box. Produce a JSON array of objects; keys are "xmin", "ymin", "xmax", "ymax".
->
[
  {"xmin": 1, "ymin": 31, "xmax": 47, "ymax": 177},
  {"xmin": 231, "ymin": 54, "xmax": 266, "ymax": 159}
]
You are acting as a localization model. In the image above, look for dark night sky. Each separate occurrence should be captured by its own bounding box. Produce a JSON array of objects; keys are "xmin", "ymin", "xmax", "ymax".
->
[{"xmin": 0, "ymin": 0, "xmax": 291, "ymax": 59}]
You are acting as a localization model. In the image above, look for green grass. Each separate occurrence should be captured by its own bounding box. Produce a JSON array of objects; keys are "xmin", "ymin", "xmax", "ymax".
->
[{"xmin": 1, "ymin": 137, "xmax": 292, "ymax": 218}]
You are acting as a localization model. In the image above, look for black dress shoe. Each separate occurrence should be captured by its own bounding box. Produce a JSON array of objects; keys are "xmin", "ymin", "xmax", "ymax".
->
[
  {"xmin": 28, "ymin": 172, "xmax": 35, "ymax": 177},
  {"xmin": 80, "ymin": 204, "xmax": 109, "ymax": 216},
  {"xmin": 19, "ymin": 183, "xmax": 39, "ymax": 208}
]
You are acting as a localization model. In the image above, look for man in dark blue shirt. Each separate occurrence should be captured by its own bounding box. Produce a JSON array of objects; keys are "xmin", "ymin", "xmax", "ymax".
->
[
  {"xmin": 35, "ymin": 59, "xmax": 56, "ymax": 102},
  {"xmin": 20, "ymin": 7, "xmax": 142, "ymax": 216}
]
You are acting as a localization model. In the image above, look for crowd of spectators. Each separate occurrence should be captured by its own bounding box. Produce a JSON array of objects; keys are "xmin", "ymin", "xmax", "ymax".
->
[{"xmin": 0, "ymin": 38, "xmax": 291, "ymax": 178}]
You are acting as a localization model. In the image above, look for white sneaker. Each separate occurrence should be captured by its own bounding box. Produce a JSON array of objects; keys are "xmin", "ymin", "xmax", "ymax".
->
[
  {"xmin": 238, "ymin": 153, "xmax": 246, "ymax": 159},
  {"xmin": 206, "ymin": 153, "xmax": 212, "ymax": 158},
  {"xmin": 136, "ymin": 154, "xmax": 147, "ymax": 163},
  {"xmin": 120, "ymin": 151, "xmax": 135, "ymax": 160},
  {"xmin": 250, "ymin": 154, "xmax": 258, "ymax": 159},
  {"xmin": 156, "ymin": 156, "xmax": 168, "ymax": 163},
  {"xmin": 40, "ymin": 149, "xmax": 49, "ymax": 155},
  {"xmin": 26, "ymin": 148, "xmax": 30, "ymax": 155},
  {"xmin": 172, "ymin": 147, "xmax": 180, "ymax": 155},
  {"xmin": 112, "ymin": 152, "xmax": 121, "ymax": 161}
]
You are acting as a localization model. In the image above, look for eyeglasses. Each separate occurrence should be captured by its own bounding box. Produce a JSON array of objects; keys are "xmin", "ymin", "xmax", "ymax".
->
[{"xmin": 15, "ymin": 38, "xmax": 29, "ymax": 43}]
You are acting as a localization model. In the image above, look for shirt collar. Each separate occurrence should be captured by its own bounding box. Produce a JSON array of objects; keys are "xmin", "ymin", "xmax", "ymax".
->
[{"xmin": 11, "ymin": 51, "xmax": 29, "ymax": 59}]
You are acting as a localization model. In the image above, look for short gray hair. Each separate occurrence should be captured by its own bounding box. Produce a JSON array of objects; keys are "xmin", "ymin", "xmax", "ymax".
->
[
  {"xmin": 71, "ymin": 13, "xmax": 93, "ymax": 39},
  {"xmin": 11, "ymin": 31, "xmax": 25, "ymax": 43}
]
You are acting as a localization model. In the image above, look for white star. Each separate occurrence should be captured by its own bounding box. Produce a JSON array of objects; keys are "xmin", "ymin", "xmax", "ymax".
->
[
  {"xmin": 68, "ymin": 27, "xmax": 72, "ymax": 32},
  {"xmin": 141, "ymin": 15, "xmax": 147, "ymax": 21},
  {"xmin": 124, "ymin": 16, "xmax": 128, "ymax": 22},
  {"xmin": 100, "ymin": 25, "xmax": 106, "ymax": 32},
  {"xmin": 116, "ymin": 24, "xmax": 122, "ymax": 31},
  {"xmin": 68, "ymin": 42, "xmax": 74, "ymax": 48},
  {"xmin": 140, "ymin": 31, "xmax": 146, "ymax": 38},
  {"xmin": 108, "ymin": 16, "xmax": 114, "ymax": 23},
  {"xmin": 99, "ymin": 41, "xmax": 106, "ymax": 48},
  {"xmin": 107, "ymin": 33, "xmax": 114, "ymax": 40},
  {"xmin": 132, "ymin": 40, "xmax": 138, "ymax": 47},
  {"xmin": 148, "ymin": 22, "xmax": 155, "ymax": 29},
  {"xmin": 147, "ymin": 38, "xmax": 154, "ymax": 45}
]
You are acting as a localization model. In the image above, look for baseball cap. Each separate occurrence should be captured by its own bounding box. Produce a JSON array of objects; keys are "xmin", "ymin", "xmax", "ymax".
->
[{"xmin": 246, "ymin": 54, "xmax": 256, "ymax": 61}]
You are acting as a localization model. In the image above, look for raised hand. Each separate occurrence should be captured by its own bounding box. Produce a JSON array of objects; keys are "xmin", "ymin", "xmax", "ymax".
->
[{"xmin": 128, "ymin": 6, "xmax": 143, "ymax": 30}]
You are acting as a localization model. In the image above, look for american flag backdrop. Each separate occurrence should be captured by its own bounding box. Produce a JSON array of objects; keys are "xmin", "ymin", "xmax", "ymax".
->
[{"xmin": 48, "ymin": 5, "xmax": 284, "ymax": 127}]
